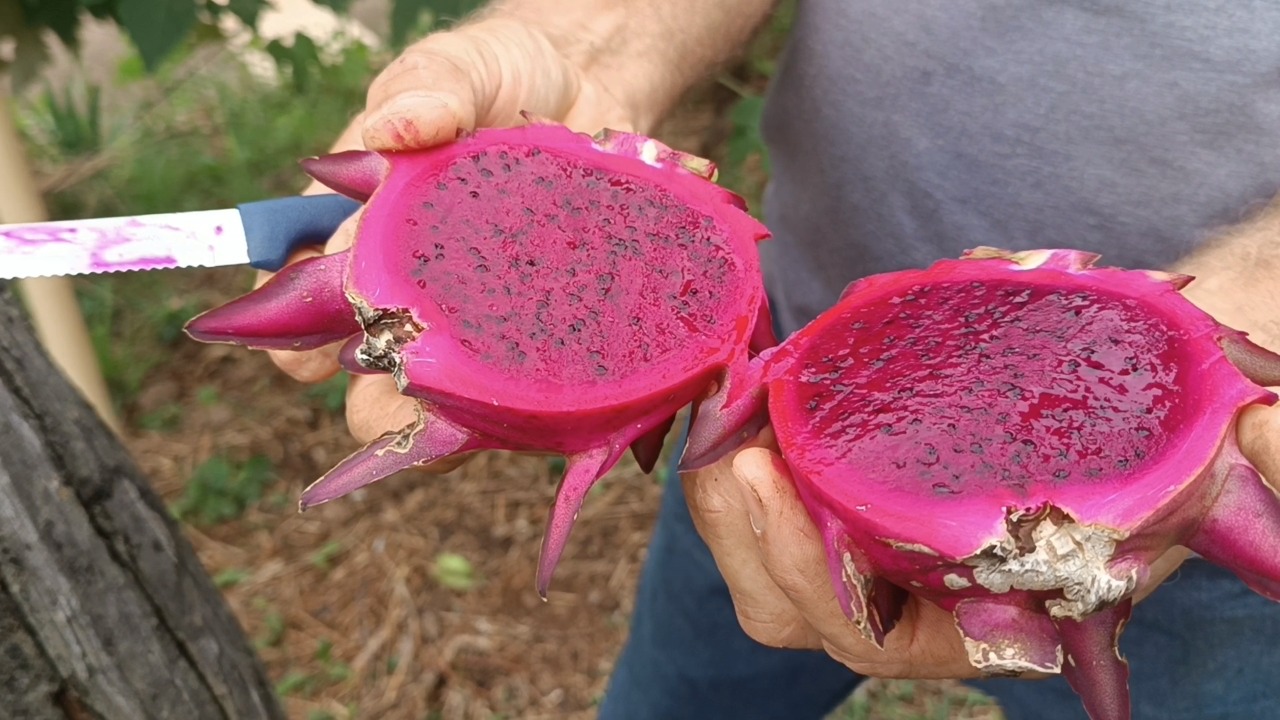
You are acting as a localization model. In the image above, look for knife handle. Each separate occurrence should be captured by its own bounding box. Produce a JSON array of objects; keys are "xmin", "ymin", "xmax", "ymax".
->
[{"xmin": 238, "ymin": 194, "xmax": 363, "ymax": 271}]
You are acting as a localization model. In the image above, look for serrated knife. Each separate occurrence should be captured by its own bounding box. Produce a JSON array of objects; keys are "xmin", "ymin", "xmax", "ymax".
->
[{"xmin": 0, "ymin": 194, "xmax": 361, "ymax": 280}]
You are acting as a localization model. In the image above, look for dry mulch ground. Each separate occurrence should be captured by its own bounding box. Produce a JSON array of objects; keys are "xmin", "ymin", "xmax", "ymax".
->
[{"xmin": 125, "ymin": 292, "xmax": 659, "ymax": 718}]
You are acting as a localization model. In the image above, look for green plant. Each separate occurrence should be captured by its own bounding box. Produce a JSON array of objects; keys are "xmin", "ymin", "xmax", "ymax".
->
[
  {"xmin": 1, "ymin": 0, "xmax": 271, "ymax": 86},
  {"xmin": 256, "ymin": 604, "xmax": 287, "ymax": 649},
  {"xmin": 171, "ymin": 454, "xmax": 276, "ymax": 525},
  {"xmin": 213, "ymin": 567, "xmax": 251, "ymax": 588},
  {"xmin": 30, "ymin": 83, "xmax": 104, "ymax": 157},
  {"xmin": 75, "ymin": 274, "xmax": 169, "ymax": 408},
  {"xmin": 309, "ymin": 540, "xmax": 345, "ymax": 571},
  {"xmin": 430, "ymin": 551, "xmax": 478, "ymax": 592},
  {"xmin": 274, "ymin": 670, "xmax": 314, "ymax": 697},
  {"xmin": 137, "ymin": 402, "xmax": 184, "ymax": 432},
  {"xmin": 314, "ymin": 638, "xmax": 352, "ymax": 683},
  {"xmin": 708, "ymin": 1, "xmax": 795, "ymax": 214},
  {"xmin": 718, "ymin": 93, "xmax": 769, "ymax": 216},
  {"xmin": 306, "ymin": 374, "xmax": 350, "ymax": 414}
]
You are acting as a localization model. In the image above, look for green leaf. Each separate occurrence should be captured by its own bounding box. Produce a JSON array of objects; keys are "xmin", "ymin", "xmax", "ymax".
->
[
  {"xmin": 311, "ymin": 0, "xmax": 353, "ymax": 12},
  {"xmin": 389, "ymin": 0, "xmax": 430, "ymax": 47},
  {"xmin": 115, "ymin": 51, "xmax": 147, "ymax": 84},
  {"xmin": 306, "ymin": 374, "xmax": 349, "ymax": 413},
  {"xmin": 288, "ymin": 33, "xmax": 322, "ymax": 94},
  {"xmin": 389, "ymin": 0, "xmax": 485, "ymax": 46},
  {"xmin": 726, "ymin": 95, "xmax": 768, "ymax": 174},
  {"xmin": 214, "ymin": 567, "xmax": 251, "ymax": 588},
  {"xmin": 275, "ymin": 670, "xmax": 315, "ymax": 697},
  {"xmin": 117, "ymin": 0, "xmax": 197, "ymax": 71},
  {"xmin": 259, "ymin": 608, "xmax": 286, "ymax": 648},
  {"xmin": 224, "ymin": 0, "xmax": 266, "ymax": 28},
  {"xmin": 431, "ymin": 0, "xmax": 486, "ymax": 23},
  {"xmin": 431, "ymin": 551, "xmax": 478, "ymax": 592},
  {"xmin": 17, "ymin": 0, "xmax": 80, "ymax": 46},
  {"xmin": 309, "ymin": 540, "xmax": 344, "ymax": 570},
  {"xmin": 266, "ymin": 33, "xmax": 325, "ymax": 94},
  {"xmin": 82, "ymin": 0, "xmax": 118, "ymax": 21},
  {"xmin": 171, "ymin": 454, "xmax": 276, "ymax": 525}
]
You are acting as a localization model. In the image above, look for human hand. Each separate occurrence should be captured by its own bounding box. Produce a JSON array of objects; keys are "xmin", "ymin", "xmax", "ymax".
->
[
  {"xmin": 680, "ymin": 411, "xmax": 1280, "ymax": 680},
  {"xmin": 682, "ymin": 426, "xmax": 982, "ymax": 679},
  {"xmin": 258, "ymin": 17, "xmax": 637, "ymax": 450},
  {"xmin": 1239, "ymin": 403, "xmax": 1280, "ymax": 492}
]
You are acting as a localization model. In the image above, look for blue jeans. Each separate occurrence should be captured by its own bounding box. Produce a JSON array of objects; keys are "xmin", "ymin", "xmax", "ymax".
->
[{"xmin": 598, "ymin": 425, "xmax": 1280, "ymax": 720}]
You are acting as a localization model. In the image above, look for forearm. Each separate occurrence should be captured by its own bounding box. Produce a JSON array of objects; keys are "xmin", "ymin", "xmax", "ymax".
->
[
  {"xmin": 478, "ymin": 0, "xmax": 781, "ymax": 129},
  {"xmin": 1173, "ymin": 197, "xmax": 1280, "ymax": 353}
]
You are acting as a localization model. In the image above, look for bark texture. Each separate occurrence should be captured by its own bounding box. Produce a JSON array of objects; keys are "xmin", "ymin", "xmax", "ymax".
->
[{"xmin": 0, "ymin": 282, "xmax": 284, "ymax": 719}]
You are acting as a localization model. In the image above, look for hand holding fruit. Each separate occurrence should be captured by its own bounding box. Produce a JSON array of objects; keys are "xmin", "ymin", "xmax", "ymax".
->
[{"xmin": 259, "ymin": 17, "xmax": 637, "ymax": 448}]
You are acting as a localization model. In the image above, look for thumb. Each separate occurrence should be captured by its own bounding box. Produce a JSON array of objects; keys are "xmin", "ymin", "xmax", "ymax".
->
[
  {"xmin": 1239, "ymin": 402, "xmax": 1280, "ymax": 490},
  {"xmin": 361, "ymin": 20, "xmax": 579, "ymax": 151},
  {"xmin": 731, "ymin": 448, "xmax": 834, "ymax": 600},
  {"xmin": 362, "ymin": 46, "xmax": 479, "ymax": 151}
]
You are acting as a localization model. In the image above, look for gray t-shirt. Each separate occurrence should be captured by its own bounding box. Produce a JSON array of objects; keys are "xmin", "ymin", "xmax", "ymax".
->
[{"xmin": 759, "ymin": 0, "xmax": 1280, "ymax": 336}]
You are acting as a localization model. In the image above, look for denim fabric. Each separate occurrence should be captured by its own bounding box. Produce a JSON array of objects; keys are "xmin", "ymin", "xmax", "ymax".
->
[{"xmin": 598, "ymin": 427, "xmax": 1280, "ymax": 720}]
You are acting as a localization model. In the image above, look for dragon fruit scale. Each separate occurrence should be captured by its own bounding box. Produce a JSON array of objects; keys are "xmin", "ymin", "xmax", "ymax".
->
[
  {"xmin": 681, "ymin": 248, "xmax": 1280, "ymax": 720},
  {"xmin": 186, "ymin": 117, "xmax": 775, "ymax": 595}
]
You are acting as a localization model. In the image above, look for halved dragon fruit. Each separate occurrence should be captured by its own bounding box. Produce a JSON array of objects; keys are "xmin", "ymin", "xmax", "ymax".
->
[
  {"xmin": 681, "ymin": 248, "xmax": 1280, "ymax": 720},
  {"xmin": 186, "ymin": 118, "xmax": 774, "ymax": 594}
]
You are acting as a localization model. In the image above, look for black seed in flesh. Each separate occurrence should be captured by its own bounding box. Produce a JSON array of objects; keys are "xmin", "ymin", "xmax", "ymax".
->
[{"xmin": 788, "ymin": 281, "xmax": 1182, "ymax": 496}]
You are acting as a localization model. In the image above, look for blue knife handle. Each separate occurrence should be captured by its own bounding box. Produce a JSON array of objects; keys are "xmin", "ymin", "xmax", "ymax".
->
[{"xmin": 238, "ymin": 194, "xmax": 363, "ymax": 271}]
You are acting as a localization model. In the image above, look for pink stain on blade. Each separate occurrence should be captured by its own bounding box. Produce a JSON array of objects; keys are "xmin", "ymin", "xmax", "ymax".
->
[{"xmin": 2, "ymin": 219, "xmax": 183, "ymax": 275}]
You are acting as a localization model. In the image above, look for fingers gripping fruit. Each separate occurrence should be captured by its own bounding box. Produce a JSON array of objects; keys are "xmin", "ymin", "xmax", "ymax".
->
[
  {"xmin": 682, "ymin": 248, "xmax": 1280, "ymax": 720},
  {"xmin": 186, "ymin": 117, "xmax": 775, "ymax": 596}
]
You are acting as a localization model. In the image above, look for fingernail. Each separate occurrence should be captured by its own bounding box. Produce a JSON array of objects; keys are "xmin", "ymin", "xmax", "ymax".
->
[
  {"xmin": 736, "ymin": 473, "xmax": 765, "ymax": 537},
  {"xmin": 364, "ymin": 93, "xmax": 453, "ymax": 149},
  {"xmin": 371, "ymin": 91, "xmax": 448, "ymax": 119}
]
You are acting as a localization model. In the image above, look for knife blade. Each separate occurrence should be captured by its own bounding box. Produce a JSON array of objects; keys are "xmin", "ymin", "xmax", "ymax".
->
[{"xmin": 0, "ymin": 194, "xmax": 362, "ymax": 280}]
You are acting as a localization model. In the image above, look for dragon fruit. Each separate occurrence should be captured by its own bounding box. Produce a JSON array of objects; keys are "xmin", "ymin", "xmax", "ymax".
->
[
  {"xmin": 186, "ymin": 118, "xmax": 774, "ymax": 594},
  {"xmin": 681, "ymin": 248, "xmax": 1280, "ymax": 720}
]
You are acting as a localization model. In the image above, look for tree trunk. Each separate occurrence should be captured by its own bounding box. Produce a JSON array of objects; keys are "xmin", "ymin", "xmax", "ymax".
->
[{"xmin": 0, "ymin": 282, "xmax": 284, "ymax": 719}]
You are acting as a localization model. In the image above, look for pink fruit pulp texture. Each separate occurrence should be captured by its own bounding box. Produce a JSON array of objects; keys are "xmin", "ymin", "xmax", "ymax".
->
[
  {"xmin": 683, "ymin": 248, "xmax": 1280, "ymax": 720},
  {"xmin": 186, "ymin": 118, "xmax": 774, "ymax": 595}
]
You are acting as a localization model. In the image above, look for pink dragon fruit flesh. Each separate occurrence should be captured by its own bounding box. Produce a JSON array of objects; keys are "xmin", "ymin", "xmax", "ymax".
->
[
  {"xmin": 186, "ymin": 117, "xmax": 774, "ymax": 595},
  {"xmin": 681, "ymin": 248, "xmax": 1280, "ymax": 720}
]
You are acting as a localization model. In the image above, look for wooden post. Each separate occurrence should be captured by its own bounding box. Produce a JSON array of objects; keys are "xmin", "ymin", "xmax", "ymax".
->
[
  {"xmin": 0, "ymin": 281, "xmax": 286, "ymax": 719},
  {"xmin": 0, "ymin": 89, "xmax": 121, "ymax": 434}
]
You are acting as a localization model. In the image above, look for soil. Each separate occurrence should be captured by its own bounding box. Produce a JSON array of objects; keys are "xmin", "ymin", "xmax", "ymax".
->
[{"xmin": 129, "ymin": 325, "xmax": 662, "ymax": 719}]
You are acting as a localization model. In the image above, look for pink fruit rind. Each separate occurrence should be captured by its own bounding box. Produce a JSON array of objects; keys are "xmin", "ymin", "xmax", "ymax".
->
[
  {"xmin": 683, "ymin": 247, "xmax": 1280, "ymax": 720},
  {"xmin": 185, "ymin": 117, "xmax": 774, "ymax": 596},
  {"xmin": 346, "ymin": 121, "xmax": 767, "ymax": 408},
  {"xmin": 781, "ymin": 250, "xmax": 1273, "ymax": 555},
  {"xmin": 185, "ymin": 249, "xmax": 360, "ymax": 350}
]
